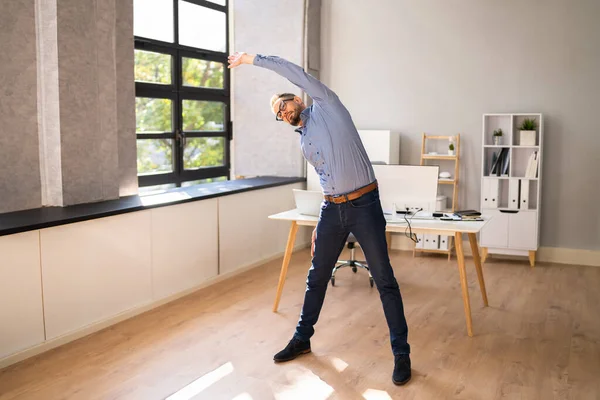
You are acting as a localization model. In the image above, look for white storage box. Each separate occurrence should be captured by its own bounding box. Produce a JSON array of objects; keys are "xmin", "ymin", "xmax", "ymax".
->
[
  {"xmin": 424, "ymin": 234, "xmax": 439, "ymax": 250},
  {"xmin": 439, "ymin": 235, "xmax": 450, "ymax": 250}
]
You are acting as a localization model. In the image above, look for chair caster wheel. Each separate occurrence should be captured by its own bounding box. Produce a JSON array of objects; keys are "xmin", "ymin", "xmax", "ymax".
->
[
  {"xmin": 352, "ymin": 266, "xmax": 357, "ymax": 273},
  {"xmin": 369, "ymin": 277, "xmax": 374, "ymax": 288},
  {"xmin": 331, "ymin": 277, "xmax": 335, "ymax": 286}
]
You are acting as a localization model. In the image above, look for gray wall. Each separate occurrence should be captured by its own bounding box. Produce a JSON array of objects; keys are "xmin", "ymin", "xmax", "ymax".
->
[
  {"xmin": 0, "ymin": 0, "xmax": 138, "ymax": 214},
  {"xmin": 232, "ymin": 0, "xmax": 305, "ymax": 178},
  {"xmin": 0, "ymin": 0, "xmax": 42, "ymax": 213},
  {"xmin": 321, "ymin": 0, "xmax": 600, "ymax": 250}
]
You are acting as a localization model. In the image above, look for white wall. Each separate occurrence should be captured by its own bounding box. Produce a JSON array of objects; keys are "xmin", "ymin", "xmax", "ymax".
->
[
  {"xmin": 232, "ymin": 0, "xmax": 306, "ymax": 178},
  {"xmin": 321, "ymin": 0, "xmax": 600, "ymax": 250}
]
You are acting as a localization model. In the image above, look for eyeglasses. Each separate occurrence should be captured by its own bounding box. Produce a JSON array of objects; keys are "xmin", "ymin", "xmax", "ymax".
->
[{"xmin": 275, "ymin": 97, "xmax": 294, "ymax": 121}]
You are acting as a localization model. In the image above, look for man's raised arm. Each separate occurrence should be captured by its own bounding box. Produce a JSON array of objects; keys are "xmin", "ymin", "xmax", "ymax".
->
[{"xmin": 228, "ymin": 52, "xmax": 335, "ymax": 103}]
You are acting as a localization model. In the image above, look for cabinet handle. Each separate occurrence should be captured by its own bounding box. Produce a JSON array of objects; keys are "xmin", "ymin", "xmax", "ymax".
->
[{"xmin": 500, "ymin": 210, "xmax": 519, "ymax": 214}]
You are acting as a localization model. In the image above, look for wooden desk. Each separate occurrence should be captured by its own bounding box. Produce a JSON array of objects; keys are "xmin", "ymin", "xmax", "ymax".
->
[{"xmin": 268, "ymin": 209, "xmax": 491, "ymax": 337}]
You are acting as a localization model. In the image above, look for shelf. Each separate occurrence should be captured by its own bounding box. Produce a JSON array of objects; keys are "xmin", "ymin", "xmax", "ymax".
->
[
  {"xmin": 438, "ymin": 179, "xmax": 455, "ymax": 184},
  {"xmin": 414, "ymin": 248, "xmax": 453, "ymax": 254},
  {"xmin": 422, "ymin": 155, "xmax": 457, "ymax": 160},
  {"xmin": 483, "ymin": 176, "xmax": 538, "ymax": 180},
  {"xmin": 512, "ymin": 145, "xmax": 539, "ymax": 149},
  {"xmin": 483, "ymin": 145, "xmax": 509, "ymax": 148}
]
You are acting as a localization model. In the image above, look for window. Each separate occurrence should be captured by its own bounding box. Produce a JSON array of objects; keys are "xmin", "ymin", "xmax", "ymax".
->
[{"xmin": 134, "ymin": 0, "xmax": 231, "ymax": 188}]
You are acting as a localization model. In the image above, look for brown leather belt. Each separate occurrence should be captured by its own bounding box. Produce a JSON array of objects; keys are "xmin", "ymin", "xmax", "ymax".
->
[{"xmin": 324, "ymin": 181, "xmax": 378, "ymax": 204}]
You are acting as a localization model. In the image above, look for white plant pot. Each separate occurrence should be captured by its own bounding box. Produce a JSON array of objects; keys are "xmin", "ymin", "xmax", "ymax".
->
[
  {"xmin": 493, "ymin": 136, "xmax": 502, "ymax": 146},
  {"xmin": 448, "ymin": 150, "xmax": 455, "ymax": 156},
  {"xmin": 520, "ymin": 130, "xmax": 536, "ymax": 146}
]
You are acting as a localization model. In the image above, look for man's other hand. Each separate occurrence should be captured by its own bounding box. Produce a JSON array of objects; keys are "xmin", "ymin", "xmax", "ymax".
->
[{"xmin": 228, "ymin": 52, "xmax": 254, "ymax": 69}]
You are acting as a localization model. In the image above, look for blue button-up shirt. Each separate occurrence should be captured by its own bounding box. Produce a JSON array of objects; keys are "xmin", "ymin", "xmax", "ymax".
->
[{"xmin": 254, "ymin": 55, "xmax": 376, "ymax": 196}]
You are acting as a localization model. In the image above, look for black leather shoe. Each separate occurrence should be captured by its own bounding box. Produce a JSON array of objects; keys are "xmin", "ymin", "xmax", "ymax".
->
[
  {"xmin": 273, "ymin": 337, "xmax": 311, "ymax": 362},
  {"xmin": 393, "ymin": 354, "xmax": 412, "ymax": 385}
]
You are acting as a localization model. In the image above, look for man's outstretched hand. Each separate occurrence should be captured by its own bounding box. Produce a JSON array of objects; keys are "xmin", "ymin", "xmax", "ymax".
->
[{"xmin": 228, "ymin": 52, "xmax": 255, "ymax": 69}]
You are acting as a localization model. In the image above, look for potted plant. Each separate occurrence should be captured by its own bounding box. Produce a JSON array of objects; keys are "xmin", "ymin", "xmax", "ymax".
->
[
  {"xmin": 493, "ymin": 129, "xmax": 503, "ymax": 145},
  {"xmin": 519, "ymin": 118, "xmax": 537, "ymax": 146},
  {"xmin": 448, "ymin": 142, "xmax": 455, "ymax": 156}
]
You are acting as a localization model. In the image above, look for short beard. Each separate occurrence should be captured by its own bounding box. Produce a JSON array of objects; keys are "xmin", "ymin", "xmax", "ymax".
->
[{"xmin": 289, "ymin": 110, "xmax": 301, "ymax": 126}]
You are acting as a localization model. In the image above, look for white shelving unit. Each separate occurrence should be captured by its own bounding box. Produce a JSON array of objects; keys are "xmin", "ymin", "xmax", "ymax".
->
[{"xmin": 479, "ymin": 113, "xmax": 543, "ymax": 267}]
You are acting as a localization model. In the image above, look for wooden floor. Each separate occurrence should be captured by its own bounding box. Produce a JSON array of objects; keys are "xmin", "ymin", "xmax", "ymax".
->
[{"xmin": 1, "ymin": 248, "xmax": 599, "ymax": 400}]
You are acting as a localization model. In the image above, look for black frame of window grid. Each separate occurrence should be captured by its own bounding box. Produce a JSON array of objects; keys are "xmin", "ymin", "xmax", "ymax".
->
[{"xmin": 135, "ymin": 0, "xmax": 231, "ymax": 188}]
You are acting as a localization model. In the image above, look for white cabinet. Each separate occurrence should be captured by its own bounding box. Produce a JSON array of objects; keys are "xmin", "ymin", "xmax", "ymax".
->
[
  {"xmin": 151, "ymin": 200, "xmax": 219, "ymax": 300},
  {"xmin": 481, "ymin": 113, "xmax": 543, "ymax": 265},
  {"xmin": 481, "ymin": 210, "xmax": 538, "ymax": 250},
  {"xmin": 40, "ymin": 212, "xmax": 153, "ymax": 340},
  {"xmin": 508, "ymin": 211, "xmax": 538, "ymax": 249},
  {"xmin": 480, "ymin": 210, "xmax": 510, "ymax": 248},
  {"xmin": 0, "ymin": 232, "xmax": 45, "ymax": 359}
]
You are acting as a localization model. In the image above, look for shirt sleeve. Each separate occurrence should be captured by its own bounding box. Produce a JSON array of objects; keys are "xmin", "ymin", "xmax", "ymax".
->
[{"xmin": 253, "ymin": 54, "xmax": 335, "ymax": 103}]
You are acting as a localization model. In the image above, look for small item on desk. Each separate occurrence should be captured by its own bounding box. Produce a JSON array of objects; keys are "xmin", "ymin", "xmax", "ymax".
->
[{"xmin": 433, "ymin": 212, "xmax": 443, "ymax": 218}]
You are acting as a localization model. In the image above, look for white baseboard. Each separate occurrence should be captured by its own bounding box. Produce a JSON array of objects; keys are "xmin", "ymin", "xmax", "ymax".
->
[
  {"xmin": 389, "ymin": 233, "xmax": 600, "ymax": 267},
  {"xmin": 0, "ymin": 240, "xmax": 311, "ymax": 370}
]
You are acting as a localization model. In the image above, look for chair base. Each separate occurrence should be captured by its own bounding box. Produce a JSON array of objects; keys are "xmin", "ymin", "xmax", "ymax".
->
[{"xmin": 331, "ymin": 259, "xmax": 374, "ymax": 287}]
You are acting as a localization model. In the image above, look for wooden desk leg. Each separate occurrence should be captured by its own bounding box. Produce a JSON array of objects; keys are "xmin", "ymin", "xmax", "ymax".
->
[
  {"xmin": 455, "ymin": 232, "xmax": 473, "ymax": 337},
  {"xmin": 386, "ymin": 232, "xmax": 392, "ymax": 251},
  {"xmin": 273, "ymin": 221, "xmax": 299, "ymax": 312},
  {"xmin": 468, "ymin": 232, "xmax": 489, "ymax": 307},
  {"xmin": 529, "ymin": 251, "xmax": 536, "ymax": 268},
  {"xmin": 481, "ymin": 247, "xmax": 488, "ymax": 263}
]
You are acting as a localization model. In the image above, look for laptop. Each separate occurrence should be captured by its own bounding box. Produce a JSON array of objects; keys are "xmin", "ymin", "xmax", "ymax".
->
[{"xmin": 293, "ymin": 189, "xmax": 323, "ymax": 217}]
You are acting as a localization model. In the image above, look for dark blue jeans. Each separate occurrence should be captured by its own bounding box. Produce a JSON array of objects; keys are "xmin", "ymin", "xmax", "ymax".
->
[{"xmin": 294, "ymin": 187, "xmax": 410, "ymax": 355}]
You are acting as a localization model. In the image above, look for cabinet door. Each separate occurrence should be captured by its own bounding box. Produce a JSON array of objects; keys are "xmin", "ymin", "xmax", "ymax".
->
[
  {"xmin": 508, "ymin": 211, "xmax": 538, "ymax": 249},
  {"xmin": 480, "ymin": 209, "xmax": 509, "ymax": 248}
]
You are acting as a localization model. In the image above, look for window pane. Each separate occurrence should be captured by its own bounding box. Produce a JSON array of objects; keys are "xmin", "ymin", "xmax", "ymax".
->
[
  {"xmin": 135, "ymin": 50, "xmax": 171, "ymax": 84},
  {"xmin": 181, "ymin": 176, "xmax": 227, "ymax": 187},
  {"xmin": 182, "ymin": 100, "xmax": 224, "ymax": 131},
  {"xmin": 178, "ymin": 1, "xmax": 226, "ymax": 52},
  {"xmin": 183, "ymin": 137, "xmax": 225, "ymax": 170},
  {"xmin": 182, "ymin": 58, "xmax": 224, "ymax": 89},
  {"xmin": 137, "ymin": 139, "xmax": 174, "ymax": 175},
  {"xmin": 136, "ymin": 97, "xmax": 172, "ymax": 133},
  {"xmin": 134, "ymin": 0, "xmax": 174, "ymax": 42}
]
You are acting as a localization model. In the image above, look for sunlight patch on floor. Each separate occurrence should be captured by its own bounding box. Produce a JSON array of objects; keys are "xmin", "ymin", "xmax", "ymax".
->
[
  {"xmin": 272, "ymin": 366, "xmax": 334, "ymax": 400},
  {"xmin": 166, "ymin": 362, "xmax": 234, "ymax": 400},
  {"xmin": 363, "ymin": 388, "xmax": 393, "ymax": 400},
  {"xmin": 329, "ymin": 357, "xmax": 349, "ymax": 372}
]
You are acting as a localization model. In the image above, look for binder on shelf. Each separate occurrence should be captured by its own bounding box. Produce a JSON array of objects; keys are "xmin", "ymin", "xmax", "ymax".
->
[
  {"xmin": 509, "ymin": 179, "xmax": 520, "ymax": 209},
  {"xmin": 439, "ymin": 235, "xmax": 449, "ymax": 250},
  {"xmin": 520, "ymin": 179, "xmax": 530, "ymax": 210},
  {"xmin": 487, "ymin": 178, "xmax": 499, "ymax": 209},
  {"xmin": 415, "ymin": 233, "xmax": 424, "ymax": 249},
  {"xmin": 482, "ymin": 179, "xmax": 490, "ymax": 208},
  {"xmin": 489, "ymin": 148, "xmax": 510, "ymax": 176},
  {"xmin": 424, "ymin": 234, "xmax": 439, "ymax": 250},
  {"xmin": 525, "ymin": 151, "xmax": 539, "ymax": 178}
]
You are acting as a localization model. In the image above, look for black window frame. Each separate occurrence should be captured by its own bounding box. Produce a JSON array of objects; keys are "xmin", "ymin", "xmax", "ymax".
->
[{"xmin": 134, "ymin": 0, "xmax": 231, "ymax": 188}]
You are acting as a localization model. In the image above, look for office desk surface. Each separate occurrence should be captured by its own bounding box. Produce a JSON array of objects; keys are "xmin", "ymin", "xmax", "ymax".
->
[
  {"xmin": 269, "ymin": 208, "xmax": 490, "ymax": 234},
  {"xmin": 269, "ymin": 208, "xmax": 491, "ymax": 337}
]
